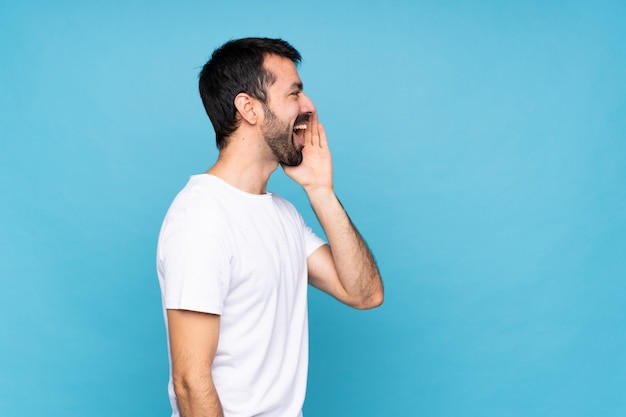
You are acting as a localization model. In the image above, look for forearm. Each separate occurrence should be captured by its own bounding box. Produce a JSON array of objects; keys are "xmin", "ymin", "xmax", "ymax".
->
[
  {"xmin": 174, "ymin": 376, "xmax": 223, "ymax": 417},
  {"xmin": 307, "ymin": 187, "xmax": 383, "ymax": 308}
]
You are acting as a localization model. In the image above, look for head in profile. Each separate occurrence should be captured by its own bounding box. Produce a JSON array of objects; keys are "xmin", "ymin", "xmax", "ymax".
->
[{"xmin": 199, "ymin": 37, "xmax": 316, "ymax": 166}]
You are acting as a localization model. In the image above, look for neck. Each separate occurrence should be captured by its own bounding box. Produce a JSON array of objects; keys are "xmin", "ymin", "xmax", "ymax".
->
[{"xmin": 206, "ymin": 135, "xmax": 278, "ymax": 195}]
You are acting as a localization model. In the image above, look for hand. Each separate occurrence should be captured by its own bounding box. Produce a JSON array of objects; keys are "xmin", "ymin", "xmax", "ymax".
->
[{"xmin": 282, "ymin": 112, "xmax": 334, "ymax": 193}]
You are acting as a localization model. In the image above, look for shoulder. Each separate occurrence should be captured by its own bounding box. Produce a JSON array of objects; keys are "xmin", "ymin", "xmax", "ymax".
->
[
  {"xmin": 158, "ymin": 177, "xmax": 234, "ymax": 262},
  {"xmin": 167, "ymin": 175, "xmax": 234, "ymax": 214},
  {"xmin": 161, "ymin": 175, "xmax": 232, "ymax": 235}
]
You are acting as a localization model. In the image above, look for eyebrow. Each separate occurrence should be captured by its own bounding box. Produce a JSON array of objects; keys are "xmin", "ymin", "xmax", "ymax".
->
[{"xmin": 291, "ymin": 81, "xmax": 303, "ymax": 91}]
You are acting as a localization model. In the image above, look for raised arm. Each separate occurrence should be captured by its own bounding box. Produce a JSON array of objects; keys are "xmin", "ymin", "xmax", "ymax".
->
[
  {"xmin": 167, "ymin": 309, "xmax": 224, "ymax": 417},
  {"xmin": 283, "ymin": 113, "xmax": 383, "ymax": 309}
]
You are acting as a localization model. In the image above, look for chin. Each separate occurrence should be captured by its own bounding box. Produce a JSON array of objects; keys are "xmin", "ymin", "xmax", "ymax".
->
[{"xmin": 281, "ymin": 153, "xmax": 303, "ymax": 167}]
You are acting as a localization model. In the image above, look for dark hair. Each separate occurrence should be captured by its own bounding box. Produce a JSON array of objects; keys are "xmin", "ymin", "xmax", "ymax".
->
[{"xmin": 198, "ymin": 37, "xmax": 302, "ymax": 149}]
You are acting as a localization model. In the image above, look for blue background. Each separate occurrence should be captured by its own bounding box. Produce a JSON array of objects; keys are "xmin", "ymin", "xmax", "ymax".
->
[{"xmin": 1, "ymin": 1, "xmax": 625, "ymax": 416}]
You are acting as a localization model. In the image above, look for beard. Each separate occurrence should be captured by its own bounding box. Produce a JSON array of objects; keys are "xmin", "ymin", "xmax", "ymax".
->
[{"xmin": 261, "ymin": 104, "xmax": 303, "ymax": 167}]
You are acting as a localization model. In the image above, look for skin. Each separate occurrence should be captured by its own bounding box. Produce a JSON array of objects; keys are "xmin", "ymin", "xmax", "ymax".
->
[
  {"xmin": 168, "ymin": 53, "xmax": 384, "ymax": 417},
  {"xmin": 261, "ymin": 102, "xmax": 305, "ymax": 166}
]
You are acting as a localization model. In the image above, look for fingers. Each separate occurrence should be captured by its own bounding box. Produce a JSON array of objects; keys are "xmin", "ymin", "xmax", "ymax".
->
[
  {"xmin": 318, "ymin": 122, "xmax": 328, "ymax": 149},
  {"xmin": 303, "ymin": 113, "xmax": 313, "ymax": 147},
  {"xmin": 307, "ymin": 112, "xmax": 330, "ymax": 148},
  {"xmin": 309, "ymin": 112, "xmax": 319, "ymax": 147},
  {"xmin": 302, "ymin": 112, "xmax": 328, "ymax": 149}
]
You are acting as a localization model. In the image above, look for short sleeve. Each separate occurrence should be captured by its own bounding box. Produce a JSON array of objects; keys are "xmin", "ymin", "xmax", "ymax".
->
[
  {"xmin": 302, "ymin": 221, "xmax": 326, "ymax": 257},
  {"xmin": 158, "ymin": 207, "xmax": 231, "ymax": 315}
]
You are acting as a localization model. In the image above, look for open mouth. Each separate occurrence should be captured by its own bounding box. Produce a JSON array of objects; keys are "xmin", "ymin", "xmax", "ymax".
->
[{"xmin": 292, "ymin": 123, "xmax": 308, "ymax": 146}]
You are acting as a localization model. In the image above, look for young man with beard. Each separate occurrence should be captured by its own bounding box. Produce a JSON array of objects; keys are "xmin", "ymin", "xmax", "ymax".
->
[{"xmin": 157, "ymin": 38, "xmax": 384, "ymax": 417}]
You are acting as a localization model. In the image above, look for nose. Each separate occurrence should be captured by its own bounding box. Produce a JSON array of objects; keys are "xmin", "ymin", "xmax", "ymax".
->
[{"xmin": 299, "ymin": 92, "xmax": 316, "ymax": 114}]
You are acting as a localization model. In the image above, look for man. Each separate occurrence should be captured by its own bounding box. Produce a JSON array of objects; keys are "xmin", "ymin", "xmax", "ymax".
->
[{"xmin": 157, "ymin": 37, "xmax": 383, "ymax": 417}]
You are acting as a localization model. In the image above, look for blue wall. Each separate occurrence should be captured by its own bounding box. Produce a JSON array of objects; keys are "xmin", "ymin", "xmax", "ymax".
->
[{"xmin": 1, "ymin": 1, "xmax": 625, "ymax": 416}]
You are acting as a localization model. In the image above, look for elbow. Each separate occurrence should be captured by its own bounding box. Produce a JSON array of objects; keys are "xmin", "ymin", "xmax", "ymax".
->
[
  {"xmin": 172, "ymin": 373, "xmax": 192, "ymax": 402},
  {"xmin": 172, "ymin": 370, "xmax": 209, "ymax": 404},
  {"xmin": 352, "ymin": 284, "xmax": 384, "ymax": 310},
  {"xmin": 372, "ymin": 288, "xmax": 385, "ymax": 308},
  {"xmin": 172, "ymin": 369, "xmax": 223, "ymax": 415},
  {"xmin": 359, "ymin": 291, "xmax": 384, "ymax": 310}
]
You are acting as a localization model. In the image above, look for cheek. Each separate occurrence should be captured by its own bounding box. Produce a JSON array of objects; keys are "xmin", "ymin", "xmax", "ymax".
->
[
  {"xmin": 287, "ymin": 101, "xmax": 301, "ymax": 117},
  {"xmin": 273, "ymin": 101, "xmax": 300, "ymax": 124}
]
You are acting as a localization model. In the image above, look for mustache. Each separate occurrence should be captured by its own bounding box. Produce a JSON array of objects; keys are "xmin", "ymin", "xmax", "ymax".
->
[{"xmin": 295, "ymin": 114, "xmax": 310, "ymax": 125}]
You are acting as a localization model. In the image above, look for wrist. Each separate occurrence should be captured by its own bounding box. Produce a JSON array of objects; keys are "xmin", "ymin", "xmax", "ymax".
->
[
  {"xmin": 306, "ymin": 186, "xmax": 342, "ymax": 218},
  {"xmin": 304, "ymin": 184, "xmax": 335, "ymax": 201}
]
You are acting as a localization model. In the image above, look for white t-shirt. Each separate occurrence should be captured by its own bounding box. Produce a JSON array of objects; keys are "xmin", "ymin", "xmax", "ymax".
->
[{"xmin": 157, "ymin": 174, "xmax": 325, "ymax": 417}]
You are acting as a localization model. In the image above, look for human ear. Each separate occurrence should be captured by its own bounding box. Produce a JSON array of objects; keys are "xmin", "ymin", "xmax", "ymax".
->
[{"xmin": 234, "ymin": 93, "xmax": 258, "ymax": 125}]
